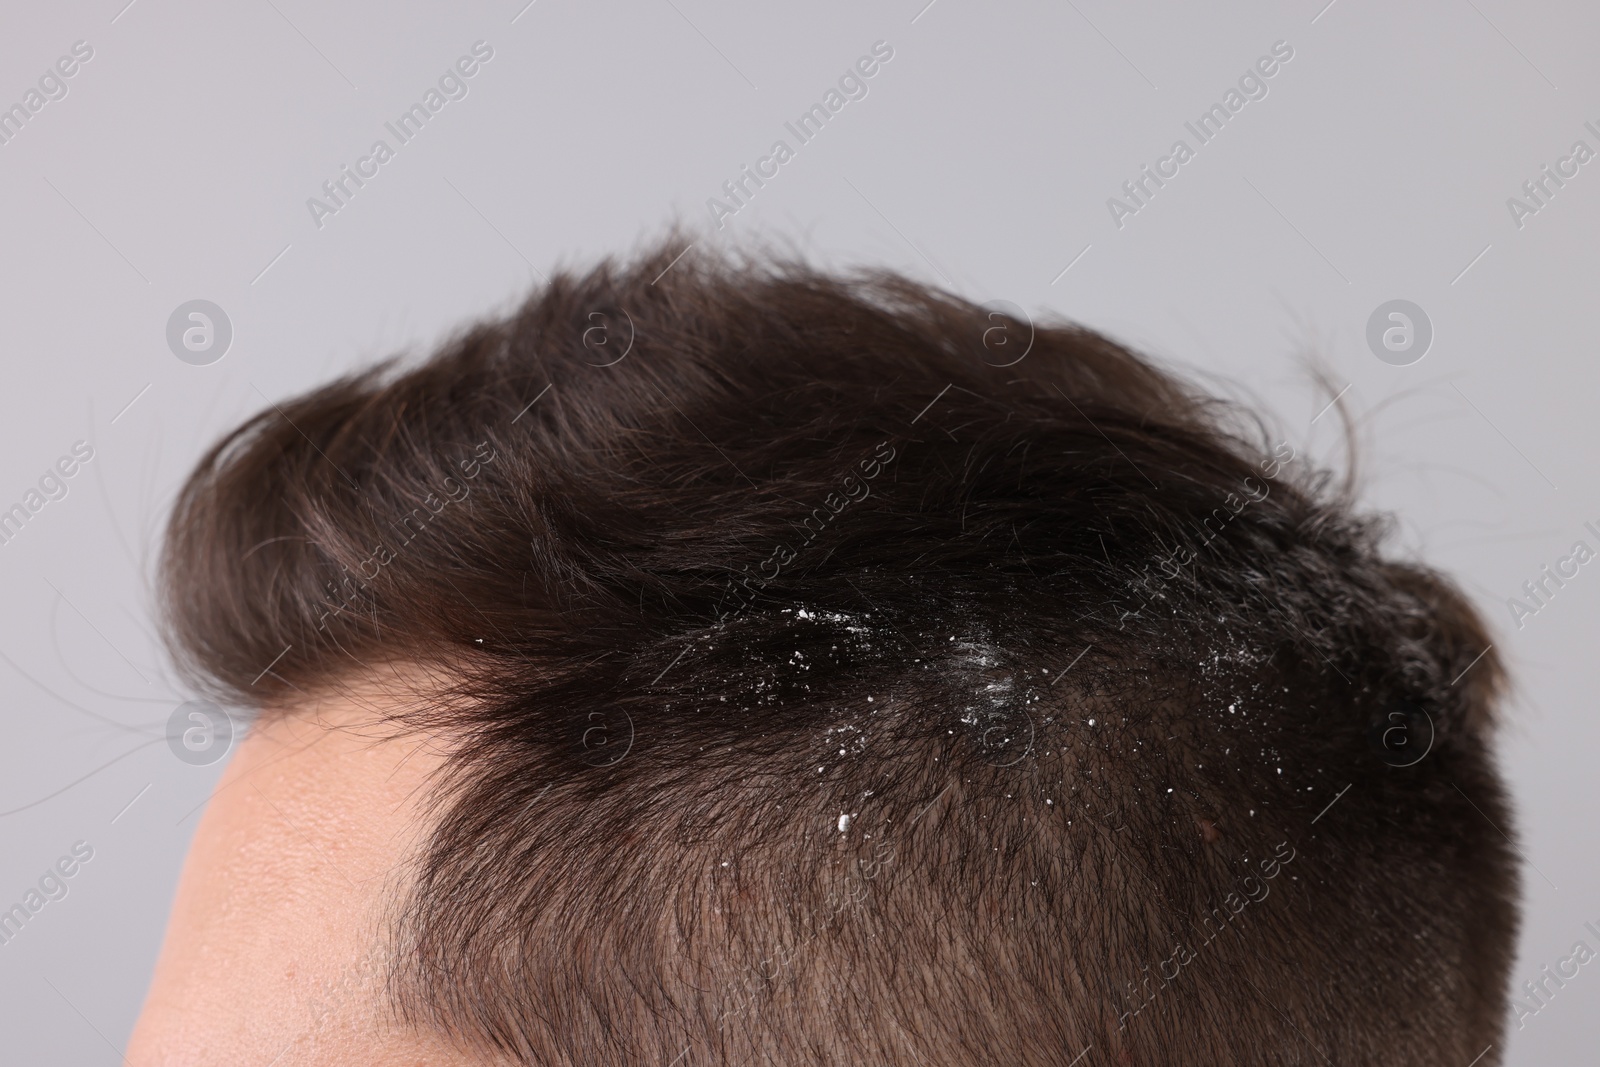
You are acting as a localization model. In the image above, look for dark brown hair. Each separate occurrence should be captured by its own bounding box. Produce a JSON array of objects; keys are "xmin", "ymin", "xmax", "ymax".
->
[{"xmin": 159, "ymin": 233, "xmax": 1520, "ymax": 1065}]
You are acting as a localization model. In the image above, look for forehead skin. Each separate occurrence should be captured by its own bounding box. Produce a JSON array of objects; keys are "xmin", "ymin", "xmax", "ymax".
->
[{"xmin": 127, "ymin": 689, "xmax": 497, "ymax": 1066}]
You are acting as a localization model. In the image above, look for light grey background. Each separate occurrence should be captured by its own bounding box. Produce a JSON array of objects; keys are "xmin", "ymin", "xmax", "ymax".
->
[{"xmin": 0, "ymin": 0, "xmax": 1595, "ymax": 1062}]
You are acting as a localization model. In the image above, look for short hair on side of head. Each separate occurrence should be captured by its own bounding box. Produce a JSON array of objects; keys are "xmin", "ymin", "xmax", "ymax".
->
[{"xmin": 159, "ymin": 232, "xmax": 1520, "ymax": 1066}]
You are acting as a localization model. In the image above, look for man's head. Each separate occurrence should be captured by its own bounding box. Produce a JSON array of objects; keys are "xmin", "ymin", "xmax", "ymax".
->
[{"xmin": 135, "ymin": 236, "xmax": 1520, "ymax": 1065}]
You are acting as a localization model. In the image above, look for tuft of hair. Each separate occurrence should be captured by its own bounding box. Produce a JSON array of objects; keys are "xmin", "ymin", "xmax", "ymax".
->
[{"xmin": 159, "ymin": 232, "xmax": 1519, "ymax": 1066}]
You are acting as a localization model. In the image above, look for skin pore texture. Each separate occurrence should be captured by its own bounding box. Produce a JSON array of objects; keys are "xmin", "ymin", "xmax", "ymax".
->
[{"xmin": 127, "ymin": 679, "xmax": 499, "ymax": 1066}]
